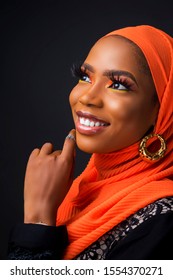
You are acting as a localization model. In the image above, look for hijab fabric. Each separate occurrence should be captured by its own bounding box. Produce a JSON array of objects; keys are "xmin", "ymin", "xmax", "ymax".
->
[{"xmin": 57, "ymin": 25, "xmax": 173, "ymax": 259}]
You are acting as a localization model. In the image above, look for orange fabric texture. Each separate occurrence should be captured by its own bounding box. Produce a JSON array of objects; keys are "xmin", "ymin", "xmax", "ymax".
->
[{"xmin": 57, "ymin": 25, "xmax": 173, "ymax": 259}]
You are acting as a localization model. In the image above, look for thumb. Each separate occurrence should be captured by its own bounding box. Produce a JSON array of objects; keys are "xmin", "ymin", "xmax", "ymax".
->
[{"xmin": 61, "ymin": 129, "xmax": 76, "ymax": 161}]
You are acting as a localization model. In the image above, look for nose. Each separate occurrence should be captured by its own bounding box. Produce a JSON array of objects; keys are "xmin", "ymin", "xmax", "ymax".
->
[{"xmin": 79, "ymin": 84, "xmax": 103, "ymax": 108}]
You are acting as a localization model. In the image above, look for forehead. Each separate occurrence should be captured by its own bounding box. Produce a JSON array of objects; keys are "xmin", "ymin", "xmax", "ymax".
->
[{"xmin": 85, "ymin": 36, "xmax": 141, "ymax": 72}]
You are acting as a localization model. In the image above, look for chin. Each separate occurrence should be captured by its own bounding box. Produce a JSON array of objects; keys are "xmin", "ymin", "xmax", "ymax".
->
[
  {"xmin": 76, "ymin": 140, "xmax": 95, "ymax": 154},
  {"xmin": 76, "ymin": 138, "xmax": 111, "ymax": 154}
]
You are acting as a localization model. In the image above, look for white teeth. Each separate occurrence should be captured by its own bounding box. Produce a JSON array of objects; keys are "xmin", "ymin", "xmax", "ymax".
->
[
  {"xmin": 80, "ymin": 117, "xmax": 85, "ymax": 125},
  {"xmin": 84, "ymin": 119, "xmax": 90, "ymax": 126},
  {"xmin": 90, "ymin": 121, "xmax": 95, "ymax": 127},
  {"xmin": 95, "ymin": 122, "xmax": 100, "ymax": 127},
  {"xmin": 79, "ymin": 117, "xmax": 106, "ymax": 127}
]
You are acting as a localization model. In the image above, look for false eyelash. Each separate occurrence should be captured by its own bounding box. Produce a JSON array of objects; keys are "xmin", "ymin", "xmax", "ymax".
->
[
  {"xmin": 71, "ymin": 62, "xmax": 86, "ymax": 79},
  {"xmin": 109, "ymin": 73, "xmax": 132, "ymax": 90}
]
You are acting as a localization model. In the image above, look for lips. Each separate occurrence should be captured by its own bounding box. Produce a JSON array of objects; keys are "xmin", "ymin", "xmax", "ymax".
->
[{"xmin": 75, "ymin": 111, "xmax": 110, "ymax": 135}]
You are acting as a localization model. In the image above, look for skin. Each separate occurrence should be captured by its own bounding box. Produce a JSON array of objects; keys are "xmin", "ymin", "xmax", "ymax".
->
[
  {"xmin": 24, "ymin": 36, "xmax": 159, "ymax": 226},
  {"xmin": 70, "ymin": 36, "xmax": 159, "ymax": 154},
  {"xmin": 24, "ymin": 129, "xmax": 76, "ymax": 226}
]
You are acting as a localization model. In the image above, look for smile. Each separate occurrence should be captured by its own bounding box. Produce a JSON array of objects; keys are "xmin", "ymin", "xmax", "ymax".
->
[
  {"xmin": 79, "ymin": 117, "xmax": 108, "ymax": 127},
  {"xmin": 75, "ymin": 111, "xmax": 110, "ymax": 135}
]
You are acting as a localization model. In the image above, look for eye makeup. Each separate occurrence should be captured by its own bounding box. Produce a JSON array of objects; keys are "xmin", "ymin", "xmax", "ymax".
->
[
  {"xmin": 71, "ymin": 62, "xmax": 138, "ymax": 91},
  {"xmin": 108, "ymin": 73, "xmax": 136, "ymax": 91},
  {"xmin": 71, "ymin": 62, "xmax": 86, "ymax": 79}
]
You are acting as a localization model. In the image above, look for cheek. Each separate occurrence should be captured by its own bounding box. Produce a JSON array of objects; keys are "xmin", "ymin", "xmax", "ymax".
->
[
  {"xmin": 106, "ymin": 96, "xmax": 140, "ymax": 122},
  {"xmin": 108, "ymin": 95, "xmax": 155, "ymax": 140}
]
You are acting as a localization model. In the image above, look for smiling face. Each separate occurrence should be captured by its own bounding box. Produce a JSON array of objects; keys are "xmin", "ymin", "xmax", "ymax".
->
[{"xmin": 69, "ymin": 35, "xmax": 159, "ymax": 154}]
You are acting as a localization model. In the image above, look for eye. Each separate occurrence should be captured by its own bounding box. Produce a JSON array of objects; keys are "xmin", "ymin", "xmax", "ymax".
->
[
  {"xmin": 108, "ymin": 75, "xmax": 132, "ymax": 91},
  {"xmin": 79, "ymin": 74, "xmax": 91, "ymax": 83},
  {"xmin": 110, "ymin": 81, "xmax": 128, "ymax": 91},
  {"xmin": 71, "ymin": 62, "xmax": 91, "ymax": 84}
]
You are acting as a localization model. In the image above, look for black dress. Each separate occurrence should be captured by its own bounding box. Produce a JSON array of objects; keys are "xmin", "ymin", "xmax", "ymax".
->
[{"xmin": 7, "ymin": 196, "xmax": 173, "ymax": 260}]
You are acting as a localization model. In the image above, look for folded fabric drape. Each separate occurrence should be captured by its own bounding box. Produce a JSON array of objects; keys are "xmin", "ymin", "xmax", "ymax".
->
[{"xmin": 57, "ymin": 25, "xmax": 173, "ymax": 260}]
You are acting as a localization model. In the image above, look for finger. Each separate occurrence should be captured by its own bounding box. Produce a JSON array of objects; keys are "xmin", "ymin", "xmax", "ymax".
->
[
  {"xmin": 51, "ymin": 150, "xmax": 62, "ymax": 156},
  {"xmin": 61, "ymin": 129, "xmax": 76, "ymax": 161},
  {"xmin": 65, "ymin": 129, "xmax": 76, "ymax": 142},
  {"xmin": 39, "ymin": 142, "xmax": 53, "ymax": 156},
  {"xmin": 29, "ymin": 148, "xmax": 40, "ymax": 159}
]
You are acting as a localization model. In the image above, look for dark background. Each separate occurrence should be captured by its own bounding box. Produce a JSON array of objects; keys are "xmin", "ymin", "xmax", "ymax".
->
[{"xmin": 0, "ymin": 0, "xmax": 172, "ymax": 259}]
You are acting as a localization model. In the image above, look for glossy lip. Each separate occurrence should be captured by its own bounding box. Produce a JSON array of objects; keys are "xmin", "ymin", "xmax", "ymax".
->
[
  {"xmin": 75, "ymin": 110, "xmax": 110, "ymax": 135},
  {"xmin": 76, "ymin": 111, "xmax": 109, "ymax": 123}
]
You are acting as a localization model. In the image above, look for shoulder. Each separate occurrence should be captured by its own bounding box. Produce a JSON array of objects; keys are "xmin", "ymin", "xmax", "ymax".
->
[
  {"xmin": 107, "ymin": 196, "xmax": 173, "ymax": 260},
  {"xmin": 128, "ymin": 196, "xmax": 173, "ymax": 229}
]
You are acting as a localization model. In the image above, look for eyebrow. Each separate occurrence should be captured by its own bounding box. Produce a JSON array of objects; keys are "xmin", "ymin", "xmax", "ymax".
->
[{"xmin": 82, "ymin": 63, "xmax": 138, "ymax": 85}]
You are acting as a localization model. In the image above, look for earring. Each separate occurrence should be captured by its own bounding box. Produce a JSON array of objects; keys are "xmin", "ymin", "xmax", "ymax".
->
[{"xmin": 139, "ymin": 133, "xmax": 167, "ymax": 162}]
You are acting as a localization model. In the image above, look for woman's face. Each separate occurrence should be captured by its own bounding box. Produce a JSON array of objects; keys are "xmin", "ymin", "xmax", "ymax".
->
[{"xmin": 69, "ymin": 36, "xmax": 159, "ymax": 154}]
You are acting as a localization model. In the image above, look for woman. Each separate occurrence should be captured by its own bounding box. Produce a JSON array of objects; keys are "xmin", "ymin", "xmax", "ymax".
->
[{"xmin": 8, "ymin": 24, "xmax": 173, "ymax": 260}]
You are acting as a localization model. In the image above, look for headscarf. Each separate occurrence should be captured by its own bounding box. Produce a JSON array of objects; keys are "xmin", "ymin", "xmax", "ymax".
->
[{"xmin": 57, "ymin": 25, "xmax": 173, "ymax": 259}]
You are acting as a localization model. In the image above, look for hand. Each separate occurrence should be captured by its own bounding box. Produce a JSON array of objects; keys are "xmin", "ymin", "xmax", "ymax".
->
[{"xmin": 24, "ymin": 129, "xmax": 76, "ymax": 226}]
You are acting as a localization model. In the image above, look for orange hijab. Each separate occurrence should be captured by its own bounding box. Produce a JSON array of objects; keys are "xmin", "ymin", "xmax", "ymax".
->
[{"xmin": 57, "ymin": 25, "xmax": 173, "ymax": 259}]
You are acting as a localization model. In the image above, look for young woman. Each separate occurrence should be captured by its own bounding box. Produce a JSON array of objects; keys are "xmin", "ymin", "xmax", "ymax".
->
[{"xmin": 8, "ymin": 24, "xmax": 173, "ymax": 260}]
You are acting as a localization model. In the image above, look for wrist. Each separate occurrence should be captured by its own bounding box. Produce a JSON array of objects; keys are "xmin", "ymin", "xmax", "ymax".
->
[
  {"xmin": 24, "ymin": 218, "xmax": 56, "ymax": 226},
  {"xmin": 24, "ymin": 203, "xmax": 57, "ymax": 226}
]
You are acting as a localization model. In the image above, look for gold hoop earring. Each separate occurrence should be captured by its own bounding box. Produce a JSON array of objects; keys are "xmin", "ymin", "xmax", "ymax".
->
[{"xmin": 139, "ymin": 133, "xmax": 167, "ymax": 162}]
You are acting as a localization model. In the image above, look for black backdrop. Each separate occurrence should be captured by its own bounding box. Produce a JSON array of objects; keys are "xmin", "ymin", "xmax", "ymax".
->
[{"xmin": 0, "ymin": 0, "xmax": 173, "ymax": 259}]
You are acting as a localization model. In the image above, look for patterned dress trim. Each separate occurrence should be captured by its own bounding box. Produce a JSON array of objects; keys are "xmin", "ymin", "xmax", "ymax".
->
[{"xmin": 75, "ymin": 196, "xmax": 173, "ymax": 260}]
